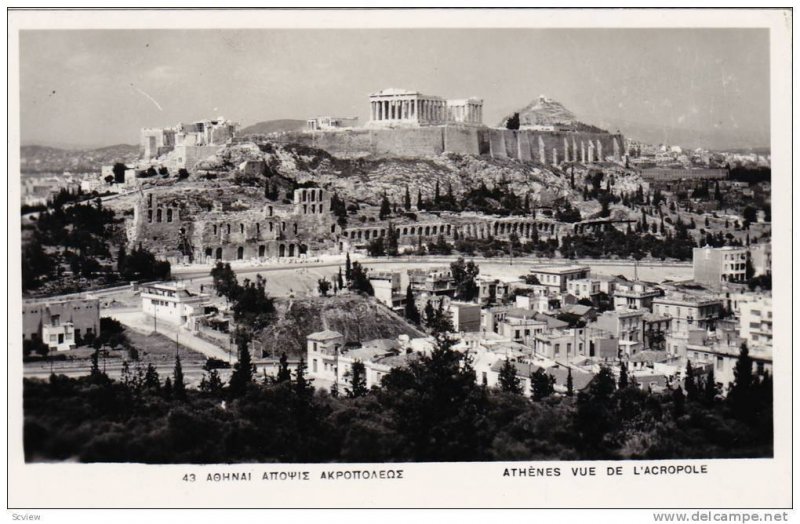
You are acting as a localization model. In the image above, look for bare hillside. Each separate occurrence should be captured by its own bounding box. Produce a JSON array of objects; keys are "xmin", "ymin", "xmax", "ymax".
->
[{"xmin": 257, "ymin": 294, "xmax": 425, "ymax": 358}]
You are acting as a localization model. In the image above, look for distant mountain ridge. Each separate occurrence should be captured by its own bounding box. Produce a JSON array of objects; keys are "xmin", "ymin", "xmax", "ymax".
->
[
  {"xmin": 20, "ymin": 144, "xmax": 140, "ymax": 174},
  {"xmin": 239, "ymin": 119, "xmax": 307, "ymax": 135}
]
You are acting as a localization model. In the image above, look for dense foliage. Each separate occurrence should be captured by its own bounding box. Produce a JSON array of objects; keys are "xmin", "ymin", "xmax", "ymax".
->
[
  {"xmin": 24, "ymin": 338, "xmax": 772, "ymax": 463},
  {"xmin": 22, "ymin": 199, "xmax": 169, "ymax": 294}
]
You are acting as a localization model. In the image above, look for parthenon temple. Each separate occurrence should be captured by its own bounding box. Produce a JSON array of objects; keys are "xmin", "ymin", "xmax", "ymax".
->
[{"xmin": 369, "ymin": 88, "xmax": 483, "ymax": 127}]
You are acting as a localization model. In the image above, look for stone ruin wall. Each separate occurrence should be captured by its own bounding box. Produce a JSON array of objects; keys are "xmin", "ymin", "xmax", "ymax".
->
[
  {"xmin": 129, "ymin": 188, "xmax": 339, "ymax": 263},
  {"xmin": 266, "ymin": 126, "xmax": 623, "ymax": 164}
]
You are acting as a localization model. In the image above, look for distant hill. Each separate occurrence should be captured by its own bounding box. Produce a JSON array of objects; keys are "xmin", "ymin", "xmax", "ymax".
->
[
  {"xmin": 20, "ymin": 144, "xmax": 140, "ymax": 174},
  {"xmin": 500, "ymin": 95, "xmax": 608, "ymax": 133},
  {"xmin": 239, "ymin": 119, "xmax": 307, "ymax": 135}
]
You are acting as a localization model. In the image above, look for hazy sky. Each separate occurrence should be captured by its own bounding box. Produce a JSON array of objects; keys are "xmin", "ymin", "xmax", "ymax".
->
[{"xmin": 19, "ymin": 28, "xmax": 770, "ymax": 149}]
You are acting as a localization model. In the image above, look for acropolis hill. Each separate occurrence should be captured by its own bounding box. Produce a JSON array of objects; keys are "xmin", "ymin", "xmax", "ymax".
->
[
  {"xmin": 264, "ymin": 90, "xmax": 624, "ymax": 164},
  {"xmin": 92, "ymin": 89, "xmax": 642, "ymax": 263}
]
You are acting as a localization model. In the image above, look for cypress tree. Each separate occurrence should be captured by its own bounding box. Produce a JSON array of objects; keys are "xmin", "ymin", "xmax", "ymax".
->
[
  {"xmin": 672, "ymin": 386, "xmax": 685, "ymax": 418},
  {"xmin": 144, "ymin": 363, "xmax": 160, "ymax": 391},
  {"xmin": 703, "ymin": 367, "xmax": 718, "ymax": 405},
  {"xmin": 684, "ymin": 360, "xmax": 697, "ymax": 401},
  {"xmin": 729, "ymin": 342, "xmax": 754, "ymax": 417},
  {"xmin": 229, "ymin": 329, "xmax": 254, "ymax": 397},
  {"xmin": 424, "ymin": 300, "xmax": 436, "ymax": 329},
  {"xmin": 162, "ymin": 377, "xmax": 173, "ymax": 400},
  {"xmin": 618, "ymin": 361, "xmax": 629, "ymax": 389},
  {"xmin": 345, "ymin": 252, "xmax": 352, "ymax": 281},
  {"xmin": 276, "ymin": 352, "xmax": 292, "ymax": 383},
  {"xmin": 173, "ymin": 354, "xmax": 186, "ymax": 401},
  {"xmin": 404, "ymin": 285, "xmax": 421, "ymax": 325},
  {"xmin": 294, "ymin": 356, "xmax": 313, "ymax": 398},
  {"xmin": 346, "ymin": 360, "xmax": 368, "ymax": 398},
  {"xmin": 404, "ymin": 186, "xmax": 411, "ymax": 211},
  {"xmin": 566, "ymin": 367, "xmax": 574, "ymax": 397}
]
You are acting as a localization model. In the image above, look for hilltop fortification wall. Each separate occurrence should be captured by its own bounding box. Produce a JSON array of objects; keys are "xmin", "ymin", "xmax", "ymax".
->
[{"xmin": 265, "ymin": 127, "xmax": 623, "ymax": 163}]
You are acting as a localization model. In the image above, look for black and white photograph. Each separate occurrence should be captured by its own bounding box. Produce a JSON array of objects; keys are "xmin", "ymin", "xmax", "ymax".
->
[{"xmin": 7, "ymin": 7, "xmax": 793, "ymax": 512}]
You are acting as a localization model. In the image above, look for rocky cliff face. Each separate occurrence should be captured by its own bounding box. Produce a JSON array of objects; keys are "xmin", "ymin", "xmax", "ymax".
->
[
  {"xmin": 258, "ymin": 295, "xmax": 426, "ymax": 357},
  {"xmin": 202, "ymin": 139, "xmax": 582, "ymax": 207}
]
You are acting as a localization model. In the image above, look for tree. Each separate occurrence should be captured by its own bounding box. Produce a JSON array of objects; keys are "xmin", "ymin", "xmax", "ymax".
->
[
  {"xmin": 672, "ymin": 386, "xmax": 686, "ymax": 418},
  {"xmin": 423, "ymin": 300, "xmax": 437, "ymax": 329},
  {"xmin": 144, "ymin": 363, "xmax": 160, "ymax": 391},
  {"xmin": 90, "ymin": 348, "xmax": 101, "ymax": 377},
  {"xmin": 337, "ymin": 266, "xmax": 344, "ymax": 291},
  {"xmin": 530, "ymin": 368, "xmax": 555, "ymax": 401},
  {"xmin": 416, "ymin": 188, "xmax": 423, "ymax": 210},
  {"xmin": 22, "ymin": 236, "xmax": 54, "ymax": 291},
  {"xmin": 434, "ymin": 180, "xmax": 441, "ymax": 205},
  {"xmin": 231, "ymin": 276, "xmax": 275, "ymax": 331},
  {"xmin": 684, "ymin": 360, "xmax": 698, "ymax": 401},
  {"xmin": 199, "ymin": 368, "xmax": 224, "ymax": 397},
  {"xmin": 162, "ymin": 377, "xmax": 173, "ymax": 400},
  {"xmin": 405, "ymin": 285, "xmax": 421, "ymax": 325},
  {"xmin": 566, "ymin": 367, "xmax": 574, "ymax": 397},
  {"xmin": 345, "ymin": 252, "xmax": 352, "ymax": 281},
  {"xmin": 404, "ymin": 186, "xmax": 412, "ymax": 211},
  {"xmin": 112, "ymin": 162, "xmax": 127, "ymax": 183},
  {"xmin": 276, "ymin": 352, "xmax": 292, "ymax": 383},
  {"xmin": 294, "ymin": 356, "xmax": 313, "ymax": 398},
  {"xmin": 228, "ymin": 329, "xmax": 255, "ymax": 397},
  {"xmin": 317, "ymin": 277, "xmax": 331, "ymax": 297},
  {"xmin": 210, "ymin": 262, "xmax": 240, "ymax": 302},
  {"xmin": 618, "ymin": 361, "xmax": 629, "ymax": 389},
  {"xmin": 729, "ymin": 342, "xmax": 754, "ymax": 414},
  {"xmin": 702, "ymin": 367, "xmax": 718, "ymax": 405},
  {"xmin": 348, "ymin": 261, "xmax": 374, "ymax": 296},
  {"xmin": 346, "ymin": 361, "xmax": 369, "ymax": 398},
  {"xmin": 498, "ymin": 359, "xmax": 523, "ymax": 395},
  {"xmin": 173, "ymin": 354, "xmax": 186, "ymax": 401},
  {"xmin": 379, "ymin": 194, "xmax": 392, "ymax": 220},
  {"xmin": 506, "ymin": 112, "xmax": 520, "ymax": 130},
  {"xmin": 450, "ymin": 257, "xmax": 479, "ymax": 302},
  {"xmin": 385, "ymin": 224, "xmax": 399, "ymax": 256}
]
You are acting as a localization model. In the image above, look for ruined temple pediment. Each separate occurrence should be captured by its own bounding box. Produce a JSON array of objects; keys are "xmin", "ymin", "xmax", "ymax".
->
[{"xmin": 369, "ymin": 88, "xmax": 420, "ymax": 97}]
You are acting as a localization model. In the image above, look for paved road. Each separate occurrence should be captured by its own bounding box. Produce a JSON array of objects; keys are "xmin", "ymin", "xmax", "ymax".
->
[{"xmin": 170, "ymin": 255, "xmax": 691, "ymax": 282}]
